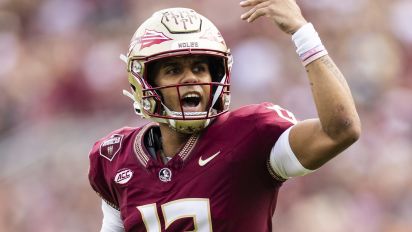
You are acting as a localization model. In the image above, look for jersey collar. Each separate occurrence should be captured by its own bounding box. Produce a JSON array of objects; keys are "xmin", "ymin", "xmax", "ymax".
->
[{"xmin": 133, "ymin": 122, "xmax": 199, "ymax": 168}]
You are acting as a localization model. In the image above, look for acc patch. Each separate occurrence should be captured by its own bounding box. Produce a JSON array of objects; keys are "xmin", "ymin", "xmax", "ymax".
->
[
  {"xmin": 114, "ymin": 168, "xmax": 133, "ymax": 184},
  {"xmin": 99, "ymin": 134, "xmax": 124, "ymax": 161}
]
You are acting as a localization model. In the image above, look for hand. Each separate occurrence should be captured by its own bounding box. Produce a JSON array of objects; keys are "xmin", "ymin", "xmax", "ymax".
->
[{"xmin": 240, "ymin": 0, "xmax": 308, "ymax": 34}]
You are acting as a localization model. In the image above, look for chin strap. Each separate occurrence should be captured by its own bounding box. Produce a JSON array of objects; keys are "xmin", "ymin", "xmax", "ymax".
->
[
  {"xmin": 120, "ymin": 54, "xmax": 127, "ymax": 64},
  {"xmin": 122, "ymin": 89, "xmax": 143, "ymax": 116},
  {"xmin": 122, "ymin": 89, "xmax": 134, "ymax": 100},
  {"xmin": 163, "ymin": 104, "xmax": 208, "ymax": 117},
  {"xmin": 120, "ymin": 54, "xmax": 144, "ymax": 117}
]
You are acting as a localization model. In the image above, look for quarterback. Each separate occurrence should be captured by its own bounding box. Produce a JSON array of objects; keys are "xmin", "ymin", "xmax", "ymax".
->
[{"xmin": 88, "ymin": 0, "xmax": 361, "ymax": 231}]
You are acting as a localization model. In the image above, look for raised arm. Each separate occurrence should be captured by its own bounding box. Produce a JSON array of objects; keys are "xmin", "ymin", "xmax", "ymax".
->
[{"xmin": 240, "ymin": 0, "xmax": 361, "ymax": 170}]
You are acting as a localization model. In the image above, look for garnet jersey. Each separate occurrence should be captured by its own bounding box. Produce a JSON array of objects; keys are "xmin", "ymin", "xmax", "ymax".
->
[{"xmin": 89, "ymin": 102, "xmax": 296, "ymax": 232}]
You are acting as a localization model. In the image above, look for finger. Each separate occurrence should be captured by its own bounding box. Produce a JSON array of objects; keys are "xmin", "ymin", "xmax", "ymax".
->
[
  {"xmin": 240, "ymin": 1, "xmax": 271, "ymax": 21},
  {"xmin": 239, "ymin": 0, "xmax": 265, "ymax": 7},
  {"xmin": 239, "ymin": 0, "xmax": 252, "ymax": 7},
  {"xmin": 247, "ymin": 8, "xmax": 267, "ymax": 23},
  {"xmin": 240, "ymin": 7, "xmax": 256, "ymax": 20}
]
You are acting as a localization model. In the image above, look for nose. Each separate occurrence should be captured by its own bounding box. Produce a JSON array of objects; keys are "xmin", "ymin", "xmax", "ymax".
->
[{"xmin": 180, "ymin": 68, "xmax": 199, "ymax": 84}]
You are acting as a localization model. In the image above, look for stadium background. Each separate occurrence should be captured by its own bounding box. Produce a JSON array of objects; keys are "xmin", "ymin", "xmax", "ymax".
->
[{"xmin": 0, "ymin": 0, "xmax": 411, "ymax": 231}]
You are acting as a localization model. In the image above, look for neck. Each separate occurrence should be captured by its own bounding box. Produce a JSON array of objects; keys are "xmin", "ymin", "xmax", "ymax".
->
[{"xmin": 159, "ymin": 124, "xmax": 191, "ymax": 158}]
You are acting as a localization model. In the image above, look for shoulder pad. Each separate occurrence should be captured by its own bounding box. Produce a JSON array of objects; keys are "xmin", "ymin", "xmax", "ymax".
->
[{"xmin": 89, "ymin": 126, "xmax": 139, "ymax": 161}]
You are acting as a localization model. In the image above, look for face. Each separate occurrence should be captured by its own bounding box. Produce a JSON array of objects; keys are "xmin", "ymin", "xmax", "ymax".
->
[{"xmin": 151, "ymin": 55, "xmax": 213, "ymax": 113}]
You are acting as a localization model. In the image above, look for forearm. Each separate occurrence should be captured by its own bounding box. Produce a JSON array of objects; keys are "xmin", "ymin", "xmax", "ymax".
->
[{"xmin": 305, "ymin": 55, "xmax": 360, "ymax": 142}]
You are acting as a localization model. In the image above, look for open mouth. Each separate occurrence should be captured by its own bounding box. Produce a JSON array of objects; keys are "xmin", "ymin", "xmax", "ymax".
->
[{"xmin": 181, "ymin": 92, "xmax": 202, "ymax": 111}]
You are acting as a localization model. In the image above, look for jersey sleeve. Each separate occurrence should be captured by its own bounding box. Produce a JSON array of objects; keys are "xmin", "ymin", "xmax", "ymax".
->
[
  {"xmin": 88, "ymin": 139, "xmax": 120, "ymax": 210},
  {"xmin": 253, "ymin": 102, "xmax": 297, "ymax": 136},
  {"xmin": 251, "ymin": 102, "xmax": 298, "ymax": 181}
]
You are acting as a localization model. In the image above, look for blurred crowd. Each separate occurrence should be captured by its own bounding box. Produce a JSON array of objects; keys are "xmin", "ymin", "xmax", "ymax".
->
[{"xmin": 0, "ymin": 0, "xmax": 411, "ymax": 231}]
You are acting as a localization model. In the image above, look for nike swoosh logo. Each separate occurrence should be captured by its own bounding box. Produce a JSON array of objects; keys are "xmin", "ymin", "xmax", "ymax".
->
[{"xmin": 198, "ymin": 151, "xmax": 221, "ymax": 166}]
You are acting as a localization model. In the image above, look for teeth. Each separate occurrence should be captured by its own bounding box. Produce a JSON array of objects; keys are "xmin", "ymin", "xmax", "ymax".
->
[{"xmin": 182, "ymin": 93, "xmax": 200, "ymax": 99}]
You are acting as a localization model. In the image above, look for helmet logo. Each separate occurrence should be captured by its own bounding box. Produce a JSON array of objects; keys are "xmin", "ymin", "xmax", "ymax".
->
[
  {"xmin": 159, "ymin": 168, "xmax": 172, "ymax": 182},
  {"xmin": 161, "ymin": 9, "xmax": 201, "ymax": 33},
  {"xmin": 200, "ymin": 28, "xmax": 225, "ymax": 45},
  {"xmin": 130, "ymin": 29, "xmax": 172, "ymax": 51}
]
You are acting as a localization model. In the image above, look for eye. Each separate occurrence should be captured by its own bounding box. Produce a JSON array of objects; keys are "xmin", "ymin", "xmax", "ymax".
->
[
  {"xmin": 164, "ymin": 66, "xmax": 181, "ymax": 75},
  {"xmin": 192, "ymin": 63, "xmax": 207, "ymax": 73}
]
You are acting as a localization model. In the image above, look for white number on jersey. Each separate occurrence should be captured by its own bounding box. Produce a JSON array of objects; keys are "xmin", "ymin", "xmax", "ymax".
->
[
  {"xmin": 137, "ymin": 198, "xmax": 212, "ymax": 232},
  {"xmin": 266, "ymin": 105, "xmax": 297, "ymax": 124}
]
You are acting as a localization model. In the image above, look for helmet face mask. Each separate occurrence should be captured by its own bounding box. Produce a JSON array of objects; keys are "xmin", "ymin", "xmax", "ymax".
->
[{"xmin": 125, "ymin": 8, "xmax": 232, "ymax": 134}]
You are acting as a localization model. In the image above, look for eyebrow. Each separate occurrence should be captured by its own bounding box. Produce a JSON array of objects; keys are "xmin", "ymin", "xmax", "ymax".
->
[
  {"xmin": 160, "ymin": 61, "xmax": 179, "ymax": 69},
  {"xmin": 160, "ymin": 57, "xmax": 209, "ymax": 69},
  {"xmin": 192, "ymin": 58, "xmax": 209, "ymax": 65}
]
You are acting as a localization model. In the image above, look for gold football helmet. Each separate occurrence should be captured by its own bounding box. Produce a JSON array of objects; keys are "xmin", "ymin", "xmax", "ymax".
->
[{"xmin": 123, "ymin": 8, "xmax": 232, "ymax": 134}]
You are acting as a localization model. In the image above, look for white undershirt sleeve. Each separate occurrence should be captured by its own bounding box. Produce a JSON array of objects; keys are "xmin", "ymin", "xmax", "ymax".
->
[
  {"xmin": 269, "ymin": 126, "xmax": 315, "ymax": 180},
  {"xmin": 100, "ymin": 200, "xmax": 125, "ymax": 232}
]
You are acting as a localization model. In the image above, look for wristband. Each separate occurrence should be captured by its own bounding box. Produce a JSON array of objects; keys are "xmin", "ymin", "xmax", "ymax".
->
[{"xmin": 292, "ymin": 23, "xmax": 328, "ymax": 66}]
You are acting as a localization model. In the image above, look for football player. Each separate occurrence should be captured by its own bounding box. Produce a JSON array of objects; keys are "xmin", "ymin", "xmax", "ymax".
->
[{"xmin": 89, "ymin": 0, "xmax": 361, "ymax": 231}]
